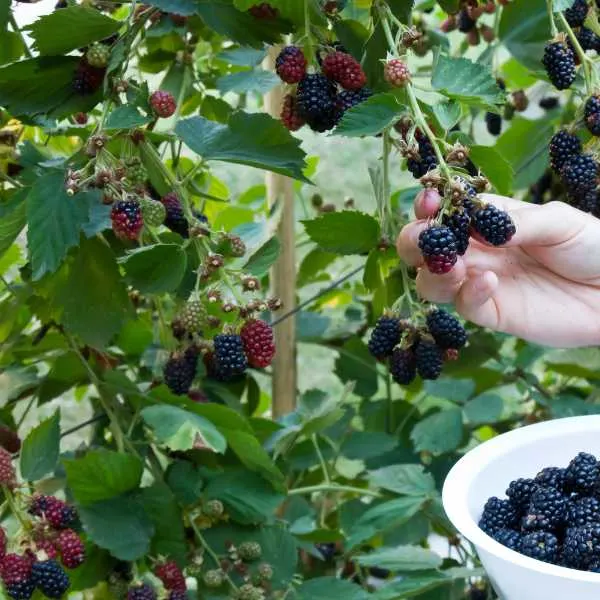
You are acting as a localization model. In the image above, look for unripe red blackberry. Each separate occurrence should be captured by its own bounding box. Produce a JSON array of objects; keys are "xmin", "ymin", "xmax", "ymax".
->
[
  {"xmin": 29, "ymin": 495, "xmax": 77, "ymax": 529},
  {"xmin": 296, "ymin": 74, "xmax": 337, "ymax": 132},
  {"xmin": 240, "ymin": 320, "xmax": 276, "ymax": 368},
  {"xmin": 34, "ymin": 539, "xmax": 58, "ymax": 561},
  {"xmin": 585, "ymin": 95, "xmax": 600, "ymax": 136},
  {"xmin": 442, "ymin": 209, "xmax": 470, "ymax": 256},
  {"xmin": 542, "ymin": 40, "xmax": 576, "ymax": 90},
  {"xmin": 86, "ymin": 43, "xmax": 110, "ymax": 68},
  {"xmin": 203, "ymin": 569, "xmax": 224, "ymax": 588},
  {"xmin": 426, "ymin": 309, "xmax": 467, "ymax": 350},
  {"xmin": 0, "ymin": 527, "xmax": 5, "ymax": 559},
  {"xmin": 564, "ymin": 0, "xmax": 588, "ymax": 26},
  {"xmin": 248, "ymin": 3, "xmax": 278, "ymax": 19},
  {"xmin": 275, "ymin": 46, "xmax": 307, "ymax": 84},
  {"xmin": 367, "ymin": 316, "xmax": 401, "ymax": 360},
  {"xmin": 161, "ymin": 192, "xmax": 189, "ymax": 237},
  {"xmin": 415, "ymin": 339, "xmax": 443, "ymax": 380},
  {"xmin": 56, "ymin": 530, "xmax": 85, "ymax": 569},
  {"xmin": 280, "ymin": 94, "xmax": 305, "ymax": 131},
  {"xmin": 384, "ymin": 59, "xmax": 411, "ymax": 87},
  {"xmin": 389, "ymin": 347, "xmax": 416, "ymax": 385},
  {"xmin": 418, "ymin": 226, "xmax": 458, "ymax": 274},
  {"xmin": 140, "ymin": 197, "xmax": 166, "ymax": 227},
  {"xmin": 212, "ymin": 334, "xmax": 248, "ymax": 381},
  {"xmin": 111, "ymin": 199, "xmax": 144, "ymax": 240},
  {"xmin": 155, "ymin": 560, "xmax": 186, "ymax": 592},
  {"xmin": 560, "ymin": 153, "xmax": 599, "ymax": 193},
  {"xmin": 127, "ymin": 582, "xmax": 157, "ymax": 600},
  {"xmin": 164, "ymin": 348, "xmax": 198, "ymax": 395},
  {"xmin": 0, "ymin": 554, "xmax": 31, "ymax": 585},
  {"xmin": 549, "ymin": 130, "xmax": 581, "ymax": 172},
  {"xmin": 471, "ymin": 204, "xmax": 516, "ymax": 246},
  {"xmin": 150, "ymin": 90, "xmax": 177, "ymax": 118},
  {"xmin": 321, "ymin": 51, "xmax": 367, "ymax": 90},
  {"xmin": 72, "ymin": 58, "xmax": 105, "ymax": 95},
  {"xmin": 0, "ymin": 448, "xmax": 15, "ymax": 486}
]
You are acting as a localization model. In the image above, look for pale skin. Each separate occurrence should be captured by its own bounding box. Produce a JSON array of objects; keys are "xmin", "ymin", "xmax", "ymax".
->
[{"xmin": 397, "ymin": 189, "xmax": 600, "ymax": 348}]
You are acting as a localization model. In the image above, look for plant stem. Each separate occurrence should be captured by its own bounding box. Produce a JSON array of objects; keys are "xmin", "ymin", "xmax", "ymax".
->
[
  {"xmin": 546, "ymin": 0, "xmax": 559, "ymax": 37},
  {"xmin": 386, "ymin": 370, "xmax": 394, "ymax": 434},
  {"xmin": 3, "ymin": 486, "xmax": 29, "ymax": 531},
  {"xmin": 312, "ymin": 435, "xmax": 331, "ymax": 484},
  {"xmin": 558, "ymin": 12, "xmax": 593, "ymax": 94},
  {"xmin": 0, "ymin": 171, "xmax": 23, "ymax": 188},
  {"xmin": 288, "ymin": 483, "xmax": 382, "ymax": 498},
  {"xmin": 304, "ymin": 0, "xmax": 314, "ymax": 65},
  {"xmin": 8, "ymin": 12, "xmax": 32, "ymax": 58}
]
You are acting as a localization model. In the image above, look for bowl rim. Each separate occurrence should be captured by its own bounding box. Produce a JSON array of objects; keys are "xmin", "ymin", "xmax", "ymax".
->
[{"xmin": 442, "ymin": 415, "xmax": 600, "ymax": 583}]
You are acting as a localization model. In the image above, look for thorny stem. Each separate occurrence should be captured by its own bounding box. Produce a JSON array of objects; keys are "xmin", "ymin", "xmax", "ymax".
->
[
  {"xmin": 288, "ymin": 483, "xmax": 382, "ymax": 498},
  {"xmin": 557, "ymin": 12, "xmax": 594, "ymax": 95}
]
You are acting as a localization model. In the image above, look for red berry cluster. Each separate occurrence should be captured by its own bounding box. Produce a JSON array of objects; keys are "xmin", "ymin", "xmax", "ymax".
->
[
  {"xmin": 155, "ymin": 560, "xmax": 187, "ymax": 595},
  {"xmin": 111, "ymin": 198, "xmax": 144, "ymax": 240},
  {"xmin": 149, "ymin": 90, "xmax": 177, "ymax": 118}
]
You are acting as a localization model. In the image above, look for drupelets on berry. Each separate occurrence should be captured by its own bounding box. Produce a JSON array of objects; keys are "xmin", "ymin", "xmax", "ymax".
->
[
  {"xmin": 406, "ymin": 132, "xmax": 438, "ymax": 178},
  {"xmin": 213, "ymin": 334, "xmax": 248, "ymax": 381},
  {"xmin": 522, "ymin": 485, "xmax": 567, "ymax": 531},
  {"xmin": 275, "ymin": 46, "xmax": 307, "ymax": 84},
  {"xmin": 566, "ymin": 496, "xmax": 600, "ymax": 527},
  {"xmin": 520, "ymin": 531, "xmax": 558, "ymax": 564},
  {"xmin": 542, "ymin": 40, "xmax": 576, "ymax": 90},
  {"xmin": 367, "ymin": 315, "xmax": 402, "ymax": 360},
  {"xmin": 86, "ymin": 43, "xmax": 110, "ymax": 68},
  {"xmin": 560, "ymin": 153, "xmax": 599, "ymax": 193},
  {"xmin": 506, "ymin": 478, "xmax": 537, "ymax": 509},
  {"xmin": 585, "ymin": 95, "xmax": 600, "ymax": 136},
  {"xmin": 492, "ymin": 528, "xmax": 522, "ymax": 552},
  {"xmin": 240, "ymin": 319, "xmax": 276, "ymax": 368},
  {"xmin": 155, "ymin": 560, "xmax": 186, "ymax": 592},
  {"xmin": 321, "ymin": 51, "xmax": 367, "ymax": 90},
  {"xmin": 384, "ymin": 59, "xmax": 411, "ymax": 87},
  {"xmin": 478, "ymin": 497, "xmax": 520, "ymax": 535},
  {"xmin": 549, "ymin": 130, "xmax": 581, "ymax": 172},
  {"xmin": 414, "ymin": 339, "xmax": 443, "ymax": 380},
  {"xmin": 56, "ymin": 529, "xmax": 85, "ymax": 569},
  {"xmin": 296, "ymin": 74, "xmax": 337, "ymax": 132},
  {"xmin": 280, "ymin": 94, "xmax": 305, "ymax": 131},
  {"xmin": 128, "ymin": 582, "xmax": 157, "ymax": 600},
  {"xmin": 163, "ymin": 348, "xmax": 198, "ymax": 395},
  {"xmin": 0, "ymin": 447, "xmax": 15, "ymax": 487},
  {"xmin": 111, "ymin": 199, "xmax": 144, "ymax": 241},
  {"xmin": 426, "ymin": 309, "xmax": 467, "ymax": 350},
  {"xmin": 150, "ymin": 90, "xmax": 177, "ymax": 118},
  {"xmin": 471, "ymin": 204, "xmax": 516, "ymax": 246},
  {"xmin": 565, "ymin": 452, "xmax": 599, "ymax": 495},
  {"xmin": 389, "ymin": 347, "xmax": 416, "ymax": 385},
  {"xmin": 418, "ymin": 225, "xmax": 458, "ymax": 274},
  {"xmin": 161, "ymin": 192, "xmax": 189, "ymax": 238},
  {"xmin": 335, "ymin": 88, "xmax": 372, "ymax": 115},
  {"xmin": 564, "ymin": 0, "xmax": 588, "ymax": 27},
  {"xmin": 442, "ymin": 209, "xmax": 470, "ymax": 255},
  {"xmin": 31, "ymin": 560, "xmax": 70, "ymax": 599}
]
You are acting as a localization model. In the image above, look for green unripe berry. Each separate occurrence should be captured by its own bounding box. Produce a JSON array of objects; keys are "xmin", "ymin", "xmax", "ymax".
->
[
  {"xmin": 140, "ymin": 197, "xmax": 166, "ymax": 227},
  {"xmin": 238, "ymin": 541, "xmax": 262, "ymax": 562},
  {"xmin": 257, "ymin": 563, "xmax": 273, "ymax": 581},
  {"xmin": 126, "ymin": 160, "xmax": 148, "ymax": 186},
  {"xmin": 235, "ymin": 583, "xmax": 265, "ymax": 600},
  {"xmin": 86, "ymin": 43, "xmax": 110, "ymax": 68},
  {"xmin": 179, "ymin": 300, "xmax": 207, "ymax": 334},
  {"xmin": 204, "ymin": 499, "xmax": 224, "ymax": 518},
  {"xmin": 203, "ymin": 569, "xmax": 224, "ymax": 588}
]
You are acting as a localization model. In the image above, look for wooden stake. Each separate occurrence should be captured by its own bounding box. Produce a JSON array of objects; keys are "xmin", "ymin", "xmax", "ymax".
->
[{"xmin": 264, "ymin": 47, "xmax": 297, "ymax": 417}]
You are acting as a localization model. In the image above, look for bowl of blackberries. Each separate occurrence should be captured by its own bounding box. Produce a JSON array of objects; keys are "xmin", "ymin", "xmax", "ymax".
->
[{"xmin": 442, "ymin": 416, "xmax": 600, "ymax": 599}]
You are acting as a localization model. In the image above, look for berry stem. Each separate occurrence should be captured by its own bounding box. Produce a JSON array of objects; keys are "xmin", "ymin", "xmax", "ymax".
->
[
  {"xmin": 304, "ymin": 0, "xmax": 315, "ymax": 66},
  {"xmin": 311, "ymin": 435, "xmax": 331, "ymax": 485},
  {"xmin": 546, "ymin": 0, "xmax": 559, "ymax": 37},
  {"xmin": 0, "ymin": 171, "xmax": 24, "ymax": 189},
  {"xmin": 2, "ymin": 486, "xmax": 29, "ymax": 532},
  {"xmin": 557, "ymin": 12, "xmax": 593, "ymax": 94},
  {"xmin": 288, "ymin": 483, "xmax": 382, "ymax": 498}
]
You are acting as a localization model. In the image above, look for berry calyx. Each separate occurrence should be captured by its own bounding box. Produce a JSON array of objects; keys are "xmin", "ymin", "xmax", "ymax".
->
[
  {"xmin": 85, "ymin": 43, "xmax": 110, "ymax": 68},
  {"xmin": 275, "ymin": 46, "xmax": 307, "ymax": 84},
  {"xmin": 155, "ymin": 560, "xmax": 186, "ymax": 592},
  {"xmin": 418, "ymin": 225, "xmax": 458, "ymax": 274},
  {"xmin": 150, "ymin": 90, "xmax": 177, "ymax": 118},
  {"xmin": 384, "ymin": 59, "xmax": 411, "ymax": 87},
  {"xmin": 240, "ymin": 319, "xmax": 276, "ymax": 369},
  {"xmin": 322, "ymin": 51, "xmax": 367, "ymax": 90},
  {"xmin": 111, "ymin": 199, "xmax": 144, "ymax": 241},
  {"xmin": 280, "ymin": 94, "xmax": 305, "ymax": 132},
  {"xmin": 31, "ymin": 560, "xmax": 70, "ymax": 599},
  {"xmin": 542, "ymin": 39, "xmax": 576, "ymax": 91},
  {"xmin": 471, "ymin": 204, "xmax": 516, "ymax": 246},
  {"xmin": 56, "ymin": 530, "xmax": 85, "ymax": 569}
]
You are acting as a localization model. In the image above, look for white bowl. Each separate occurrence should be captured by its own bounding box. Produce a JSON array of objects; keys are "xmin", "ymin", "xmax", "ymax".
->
[{"xmin": 442, "ymin": 416, "xmax": 600, "ymax": 600}]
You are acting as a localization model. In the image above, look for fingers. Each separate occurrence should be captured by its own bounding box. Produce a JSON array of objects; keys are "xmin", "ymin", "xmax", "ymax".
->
[
  {"xmin": 414, "ymin": 188, "xmax": 442, "ymax": 219},
  {"xmin": 396, "ymin": 221, "xmax": 428, "ymax": 267},
  {"xmin": 415, "ymin": 259, "xmax": 467, "ymax": 303},
  {"xmin": 455, "ymin": 271, "xmax": 500, "ymax": 329}
]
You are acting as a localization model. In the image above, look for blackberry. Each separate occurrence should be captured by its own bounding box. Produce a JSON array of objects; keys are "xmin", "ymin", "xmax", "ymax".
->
[
  {"xmin": 535, "ymin": 466, "xmax": 568, "ymax": 493},
  {"xmin": 168, "ymin": 592, "xmax": 188, "ymax": 600},
  {"xmin": 111, "ymin": 199, "xmax": 143, "ymax": 241},
  {"xmin": 179, "ymin": 301, "xmax": 206, "ymax": 335},
  {"xmin": 542, "ymin": 40, "xmax": 576, "ymax": 90},
  {"xmin": 56, "ymin": 529, "xmax": 85, "ymax": 569},
  {"xmin": 577, "ymin": 26, "xmax": 600, "ymax": 52},
  {"xmin": 163, "ymin": 348, "xmax": 198, "ymax": 395},
  {"xmin": 479, "ymin": 497, "xmax": 520, "ymax": 535},
  {"xmin": 406, "ymin": 133, "xmax": 438, "ymax": 178},
  {"xmin": 296, "ymin": 74, "xmax": 337, "ymax": 132},
  {"xmin": 564, "ymin": 0, "xmax": 588, "ymax": 26},
  {"xmin": 570, "ymin": 189, "xmax": 600, "ymax": 213},
  {"xmin": 161, "ymin": 192, "xmax": 189, "ymax": 237},
  {"xmin": 280, "ymin": 94, "xmax": 305, "ymax": 131},
  {"xmin": 539, "ymin": 97, "xmax": 559, "ymax": 110},
  {"xmin": 589, "ymin": 560, "xmax": 600, "ymax": 573},
  {"xmin": 31, "ymin": 560, "xmax": 70, "ymax": 599},
  {"xmin": 565, "ymin": 452, "xmax": 599, "ymax": 495},
  {"xmin": 472, "ymin": 204, "xmax": 516, "ymax": 246},
  {"xmin": 0, "ymin": 448, "xmax": 15, "ymax": 486},
  {"xmin": 155, "ymin": 560, "xmax": 186, "ymax": 592},
  {"xmin": 458, "ymin": 8, "xmax": 476, "ymax": 32},
  {"xmin": 28, "ymin": 495, "xmax": 76, "ymax": 529},
  {"xmin": 485, "ymin": 111, "xmax": 502, "ymax": 136},
  {"xmin": 506, "ymin": 478, "xmax": 537, "ymax": 509},
  {"xmin": 6, "ymin": 580, "xmax": 35, "ymax": 600},
  {"xmin": 238, "ymin": 541, "xmax": 262, "ymax": 561},
  {"xmin": 321, "ymin": 51, "xmax": 366, "ymax": 90},
  {"xmin": 562, "ymin": 153, "xmax": 600, "ymax": 194},
  {"xmin": 240, "ymin": 319, "xmax": 276, "ymax": 368},
  {"xmin": 566, "ymin": 496, "xmax": 600, "ymax": 527},
  {"xmin": 414, "ymin": 339, "xmax": 443, "ymax": 380},
  {"xmin": 367, "ymin": 315, "xmax": 402, "ymax": 360},
  {"xmin": 389, "ymin": 347, "xmax": 416, "ymax": 385},
  {"xmin": 562, "ymin": 525, "xmax": 600, "ymax": 568},
  {"xmin": 335, "ymin": 88, "xmax": 372, "ymax": 115},
  {"xmin": 418, "ymin": 225, "xmax": 458, "ymax": 274},
  {"xmin": 275, "ymin": 46, "xmax": 307, "ymax": 84},
  {"xmin": 150, "ymin": 90, "xmax": 177, "ymax": 118},
  {"xmin": 72, "ymin": 58, "xmax": 105, "ymax": 95},
  {"xmin": 0, "ymin": 555, "xmax": 31, "ymax": 585},
  {"xmin": 585, "ymin": 95, "xmax": 600, "ymax": 136},
  {"xmin": 522, "ymin": 486, "xmax": 567, "ymax": 531},
  {"xmin": 140, "ymin": 197, "xmax": 166, "ymax": 227},
  {"xmin": 0, "ymin": 527, "xmax": 5, "ymax": 558},
  {"xmin": 549, "ymin": 130, "xmax": 581, "ymax": 173},
  {"xmin": 212, "ymin": 334, "xmax": 248, "ymax": 381},
  {"xmin": 86, "ymin": 43, "xmax": 110, "ymax": 68},
  {"xmin": 520, "ymin": 532, "xmax": 558, "ymax": 564},
  {"xmin": 492, "ymin": 528, "xmax": 522, "ymax": 552},
  {"xmin": 442, "ymin": 209, "xmax": 470, "ymax": 255},
  {"xmin": 128, "ymin": 583, "xmax": 157, "ymax": 600},
  {"xmin": 316, "ymin": 542, "xmax": 336, "ymax": 561},
  {"xmin": 426, "ymin": 309, "xmax": 467, "ymax": 350}
]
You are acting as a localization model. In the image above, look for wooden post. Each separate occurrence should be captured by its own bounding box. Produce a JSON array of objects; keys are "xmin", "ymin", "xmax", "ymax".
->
[{"xmin": 264, "ymin": 47, "xmax": 297, "ymax": 418}]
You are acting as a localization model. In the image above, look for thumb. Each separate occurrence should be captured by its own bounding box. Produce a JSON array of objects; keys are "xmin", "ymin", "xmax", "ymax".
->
[{"xmin": 455, "ymin": 271, "xmax": 500, "ymax": 329}]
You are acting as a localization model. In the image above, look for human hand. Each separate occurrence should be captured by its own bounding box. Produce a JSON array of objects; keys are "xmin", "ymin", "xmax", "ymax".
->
[{"xmin": 397, "ymin": 190, "xmax": 600, "ymax": 348}]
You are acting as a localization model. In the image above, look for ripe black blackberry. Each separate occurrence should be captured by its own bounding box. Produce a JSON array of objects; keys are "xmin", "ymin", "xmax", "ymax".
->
[
  {"xmin": 520, "ymin": 531, "xmax": 558, "ymax": 564},
  {"xmin": 549, "ymin": 130, "xmax": 582, "ymax": 173},
  {"xmin": 535, "ymin": 466, "xmax": 568, "ymax": 493},
  {"xmin": 127, "ymin": 583, "xmax": 157, "ymax": 600},
  {"xmin": 570, "ymin": 189, "xmax": 600, "ymax": 213},
  {"xmin": 367, "ymin": 315, "xmax": 402, "ymax": 360},
  {"xmin": 296, "ymin": 74, "xmax": 337, "ymax": 132},
  {"xmin": 406, "ymin": 133, "xmax": 438, "ymax": 178},
  {"xmin": 492, "ymin": 528, "xmax": 522, "ymax": 552},
  {"xmin": 562, "ymin": 525, "xmax": 600, "ymax": 568},
  {"xmin": 414, "ymin": 339, "xmax": 443, "ymax": 380},
  {"xmin": 213, "ymin": 334, "xmax": 248, "ymax": 381},
  {"xmin": 539, "ymin": 96, "xmax": 559, "ymax": 110},
  {"xmin": 542, "ymin": 40, "xmax": 576, "ymax": 90},
  {"xmin": 72, "ymin": 58, "xmax": 106, "ymax": 95},
  {"xmin": 442, "ymin": 209, "xmax": 470, "ymax": 255},
  {"xmin": 479, "ymin": 497, "xmax": 520, "ymax": 535},
  {"xmin": 577, "ymin": 26, "xmax": 600, "ymax": 52},
  {"xmin": 472, "ymin": 204, "xmax": 516, "ymax": 246},
  {"xmin": 6, "ymin": 579, "xmax": 35, "ymax": 600},
  {"xmin": 418, "ymin": 225, "xmax": 458, "ymax": 274},
  {"xmin": 565, "ymin": 452, "xmax": 599, "ymax": 495},
  {"xmin": 566, "ymin": 496, "xmax": 600, "ymax": 527},
  {"xmin": 160, "ymin": 192, "xmax": 189, "ymax": 238},
  {"xmin": 335, "ymin": 88, "xmax": 372, "ymax": 115},
  {"xmin": 163, "ymin": 348, "xmax": 198, "ymax": 395},
  {"xmin": 389, "ymin": 347, "xmax": 416, "ymax": 385},
  {"xmin": 522, "ymin": 486, "xmax": 567, "ymax": 531},
  {"xmin": 458, "ymin": 7, "xmax": 476, "ymax": 32},
  {"xmin": 564, "ymin": 0, "xmax": 588, "ymax": 26},
  {"xmin": 585, "ymin": 95, "xmax": 600, "ymax": 136},
  {"xmin": 31, "ymin": 560, "xmax": 69, "ymax": 599},
  {"xmin": 426, "ymin": 309, "xmax": 467, "ymax": 350},
  {"xmin": 506, "ymin": 478, "xmax": 537, "ymax": 509},
  {"xmin": 485, "ymin": 111, "xmax": 502, "ymax": 136}
]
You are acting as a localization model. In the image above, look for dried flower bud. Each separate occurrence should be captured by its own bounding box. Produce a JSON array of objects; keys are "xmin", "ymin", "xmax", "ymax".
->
[
  {"xmin": 268, "ymin": 297, "xmax": 283, "ymax": 311},
  {"xmin": 207, "ymin": 290, "xmax": 221, "ymax": 303},
  {"xmin": 207, "ymin": 254, "xmax": 224, "ymax": 269},
  {"xmin": 85, "ymin": 133, "xmax": 107, "ymax": 157},
  {"xmin": 512, "ymin": 90, "xmax": 529, "ymax": 112},
  {"xmin": 401, "ymin": 27, "xmax": 422, "ymax": 48},
  {"xmin": 242, "ymin": 276, "xmax": 260, "ymax": 291}
]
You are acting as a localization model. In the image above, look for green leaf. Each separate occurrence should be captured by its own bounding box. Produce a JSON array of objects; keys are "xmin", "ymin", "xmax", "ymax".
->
[
  {"xmin": 146, "ymin": 0, "xmax": 198, "ymax": 15},
  {"xmin": 104, "ymin": 105, "xmax": 152, "ymax": 130},
  {"xmin": 243, "ymin": 237, "xmax": 280, "ymax": 277},
  {"xmin": 341, "ymin": 431, "xmax": 398, "ymax": 461},
  {"xmin": 432, "ymin": 53, "xmax": 505, "ymax": 109},
  {"xmin": 55, "ymin": 237, "xmax": 131, "ymax": 347},
  {"xmin": 463, "ymin": 392, "xmax": 504, "ymax": 425},
  {"xmin": 302, "ymin": 211, "xmax": 380, "ymax": 255},
  {"xmin": 410, "ymin": 408, "xmax": 464, "ymax": 455},
  {"xmin": 175, "ymin": 113, "xmax": 308, "ymax": 181},
  {"xmin": 297, "ymin": 577, "xmax": 370, "ymax": 600},
  {"xmin": 20, "ymin": 410, "xmax": 60, "ymax": 481},
  {"xmin": 388, "ymin": 0, "xmax": 414, "ymax": 23},
  {"xmin": 141, "ymin": 405, "xmax": 227, "ymax": 453},
  {"xmin": 372, "ymin": 572, "xmax": 451, "ymax": 599},
  {"xmin": 78, "ymin": 495, "xmax": 154, "ymax": 561},
  {"xmin": 140, "ymin": 483, "xmax": 187, "ymax": 564},
  {"xmin": 26, "ymin": 6, "xmax": 121, "ymax": 56},
  {"xmin": 0, "ymin": 30, "xmax": 25, "ymax": 65},
  {"xmin": 470, "ymin": 145, "xmax": 514, "ymax": 195},
  {"xmin": 68, "ymin": 545, "xmax": 113, "ymax": 592},
  {"xmin": 119, "ymin": 244, "xmax": 187, "ymax": 294},
  {"xmin": 432, "ymin": 100, "xmax": 461, "ymax": 131},
  {"xmin": 367, "ymin": 465, "xmax": 436, "ymax": 496},
  {"xmin": 217, "ymin": 69, "xmax": 280, "ymax": 94},
  {"xmin": 355, "ymin": 545, "xmax": 443, "ymax": 571},
  {"xmin": 334, "ymin": 338, "xmax": 378, "ymax": 398},
  {"xmin": 546, "ymin": 348, "xmax": 600, "ymax": 379},
  {"xmin": 64, "ymin": 449, "xmax": 143, "ymax": 506},
  {"xmin": 0, "ymin": 190, "xmax": 27, "ymax": 258},
  {"xmin": 166, "ymin": 460, "xmax": 204, "ymax": 505},
  {"xmin": 333, "ymin": 19, "xmax": 370, "ymax": 60},
  {"xmin": 334, "ymin": 93, "xmax": 403, "ymax": 138},
  {"xmin": 27, "ymin": 172, "xmax": 91, "ymax": 280},
  {"xmin": 217, "ymin": 46, "xmax": 266, "ymax": 66}
]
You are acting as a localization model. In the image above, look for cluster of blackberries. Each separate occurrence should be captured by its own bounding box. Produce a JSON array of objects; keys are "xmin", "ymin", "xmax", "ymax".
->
[
  {"xmin": 275, "ymin": 46, "xmax": 371, "ymax": 133},
  {"xmin": 418, "ymin": 182, "xmax": 515, "ymax": 275},
  {"xmin": 479, "ymin": 451, "xmax": 600, "ymax": 571},
  {"xmin": 368, "ymin": 308, "xmax": 467, "ymax": 385},
  {"xmin": 549, "ymin": 128, "xmax": 599, "ymax": 214}
]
